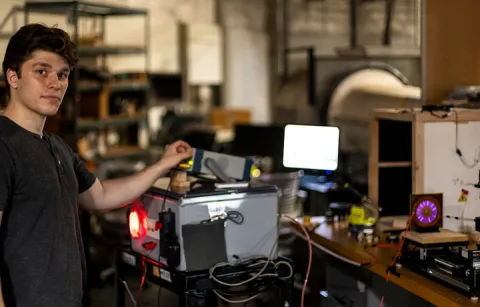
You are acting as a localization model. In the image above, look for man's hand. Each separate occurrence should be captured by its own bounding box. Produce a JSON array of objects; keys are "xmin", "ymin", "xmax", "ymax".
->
[{"xmin": 156, "ymin": 140, "xmax": 193, "ymax": 171}]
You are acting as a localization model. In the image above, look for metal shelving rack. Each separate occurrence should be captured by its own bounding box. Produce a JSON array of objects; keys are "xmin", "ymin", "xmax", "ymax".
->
[{"xmin": 24, "ymin": 1, "xmax": 150, "ymax": 161}]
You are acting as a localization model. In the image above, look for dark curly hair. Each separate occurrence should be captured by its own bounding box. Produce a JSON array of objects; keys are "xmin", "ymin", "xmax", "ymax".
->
[{"xmin": 1, "ymin": 23, "xmax": 78, "ymax": 106}]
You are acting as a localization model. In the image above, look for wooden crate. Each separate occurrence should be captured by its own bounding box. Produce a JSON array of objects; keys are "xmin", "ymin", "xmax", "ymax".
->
[
  {"xmin": 368, "ymin": 108, "xmax": 480, "ymax": 225},
  {"xmin": 209, "ymin": 108, "xmax": 251, "ymax": 129}
]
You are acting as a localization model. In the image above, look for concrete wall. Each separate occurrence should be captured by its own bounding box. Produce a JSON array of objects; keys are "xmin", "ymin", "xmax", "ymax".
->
[
  {"xmin": 223, "ymin": 0, "xmax": 270, "ymax": 124},
  {"xmin": 0, "ymin": 0, "xmax": 271, "ymax": 123},
  {"xmin": 284, "ymin": 0, "xmax": 420, "ymax": 55},
  {"xmin": 275, "ymin": 0, "xmax": 422, "ymax": 125}
]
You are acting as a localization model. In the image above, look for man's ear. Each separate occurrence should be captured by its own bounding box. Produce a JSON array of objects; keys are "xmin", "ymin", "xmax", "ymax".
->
[{"xmin": 6, "ymin": 69, "xmax": 19, "ymax": 90}]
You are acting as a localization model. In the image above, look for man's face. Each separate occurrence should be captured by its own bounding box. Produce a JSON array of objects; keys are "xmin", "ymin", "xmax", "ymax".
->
[{"xmin": 7, "ymin": 50, "xmax": 70, "ymax": 117}]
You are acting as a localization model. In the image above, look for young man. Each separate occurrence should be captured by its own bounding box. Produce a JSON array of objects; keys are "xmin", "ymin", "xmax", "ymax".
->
[{"xmin": 0, "ymin": 24, "xmax": 192, "ymax": 307}]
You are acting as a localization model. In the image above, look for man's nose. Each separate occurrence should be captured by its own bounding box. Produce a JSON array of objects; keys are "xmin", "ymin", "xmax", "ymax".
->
[{"xmin": 46, "ymin": 74, "xmax": 61, "ymax": 89}]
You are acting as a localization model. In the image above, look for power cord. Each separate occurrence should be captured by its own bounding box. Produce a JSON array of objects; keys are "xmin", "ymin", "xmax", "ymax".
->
[
  {"xmin": 379, "ymin": 211, "xmax": 415, "ymax": 307},
  {"xmin": 209, "ymin": 236, "xmax": 282, "ymax": 304},
  {"xmin": 136, "ymin": 254, "xmax": 147, "ymax": 307},
  {"xmin": 120, "ymin": 278, "xmax": 137, "ymax": 306},
  {"xmin": 201, "ymin": 210, "xmax": 244, "ymax": 225},
  {"xmin": 133, "ymin": 175, "xmax": 174, "ymax": 307},
  {"xmin": 284, "ymin": 215, "xmax": 312, "ymax": 307},
  {"xmin": 427, "ymin": 109, "xmax": 480, "ymax": 168},
  {"xmin": 340, "ymin": 181, "xmax": 382, "ymax": 215},
  {"xmin": 454, "ymin": 110, "xmax": 480, "ymax": 168},
  {"xmin": 208, "ymin": 215, "xmax": 311, "ymax": 306},
  {"xmin": 209, "ymin": 255, "xmax": 294, "ymax": 304},
  {"xmin": 157, "ymin": 286, "xmax": 162, "ymax": 307},
  {"xmin": 157, "ymin": 176, "xmax": 173, "ymax": 307},
  {"xmin": 224, "ymin": 211, "xmax": 244, "ymax": 224}
]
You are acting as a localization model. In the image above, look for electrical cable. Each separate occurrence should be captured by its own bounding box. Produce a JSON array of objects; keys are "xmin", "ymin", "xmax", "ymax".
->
[
  {"xmin": 224, "ymin": 210, "xmax": 244, "ymax": 224},
  {"xmin": 127, "ymin": 173, "xmax": 174, "ymax": 307},
  {"xmin": 157, "ymin": 175, "xmax": 174, "ymax": 307},
  {"xmin": 428, "ymin": 109, "xmax": 480, "ymax": 168},
  {"xmin": 136, "ymin": 254, "xmax": 147, "ymax": 307},
  {"xmin": 209, "ymin": 238, "xmax": 283, "ymax": 304},
  {"xmin": 379, "ymin": 211, "xmax": 415, "ymax": 307},
  {"xmin": 210, "ymin": 256, "xmax": 294, "ymax": 287},
  {"xmin": 210, "ymin": 257, "xmax": 294, "ymax": 304},
  {"xmin": 446, "ymin": 205, "xmax": 474, "ymax": 235},
  {"xmin": 120, "ymin": 279, "xmax": 137, "ymax": 306},
  {"xmin": 157, "ymin": 286, "xmax": 162, "ymax": 307},
  {"xmin": 294, "ymin": 231, "xmax": 362, "ymax": 267},
  {"xmin": 213, "ymin": 290, "xmax": 262, "ymax": 304},
  {"xmin": 283, "ymin": 215, "xmax": 312, "ymax": 307},
  {"xmin": 208, "ymin": 215, "xmax": 306, "ymax": 305},
  {"xmin": 201, "ymin": 210, "xmax": 244, "ymax": 225},
  {"xmin": 454, "ymin": 110, "xmax": 479, "ymax": 168},
  {"xmin": 160, "ymin": 179, "xmax": 172, "ymax": 213},
  {"xmin": 338, "ymin": 180, "xmax": 382, "ymax": 216}
]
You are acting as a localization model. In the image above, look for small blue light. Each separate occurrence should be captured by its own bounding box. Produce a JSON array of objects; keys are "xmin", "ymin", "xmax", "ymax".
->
[{"xmin": 326, "ymin": 171, "xmax": 332, "ymax": 175}]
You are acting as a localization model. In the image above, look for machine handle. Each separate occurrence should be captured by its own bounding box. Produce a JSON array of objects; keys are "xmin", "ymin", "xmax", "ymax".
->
[{"xmin": 204, "ymin": 157, "xmax": 231, "ymax": 182}]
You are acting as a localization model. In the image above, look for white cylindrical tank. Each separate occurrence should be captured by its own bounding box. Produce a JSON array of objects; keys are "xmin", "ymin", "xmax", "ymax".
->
[{"xmin": 327, "ymin": 68, "xmax": 421, "ymax": 154}]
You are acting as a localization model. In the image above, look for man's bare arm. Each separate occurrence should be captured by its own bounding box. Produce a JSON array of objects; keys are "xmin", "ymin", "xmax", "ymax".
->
[
  {"xmin": 78, "ymin": 141, "xmax": 193, "ymax": 212},
  {"xmin": 78, "ymin": 163, "xmax": 168, "ymax": 212},
  {"xmin": 0, "ymin": 211, "xmax": 4, "ymax": 307}
]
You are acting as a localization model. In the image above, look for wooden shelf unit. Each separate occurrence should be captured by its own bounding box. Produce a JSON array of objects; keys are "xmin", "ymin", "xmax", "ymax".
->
[{"xmin": 368, "ymin": 108, "xmax": 480, "ymax": 217}]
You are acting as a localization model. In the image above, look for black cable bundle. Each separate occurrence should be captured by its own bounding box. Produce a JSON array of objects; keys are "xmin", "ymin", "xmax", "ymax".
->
[
  {"xmin": 201, "ymin": 210, "xmax": 244, "ymax": 225},
  {"xmin": 208, "ymin": 257, "xmax": 293, "ymax": 304}
]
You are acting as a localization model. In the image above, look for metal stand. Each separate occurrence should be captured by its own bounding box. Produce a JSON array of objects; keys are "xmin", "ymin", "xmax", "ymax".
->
[{"xmin": 115, "ymin": 247, "xmax": 294, "ymax": 307}]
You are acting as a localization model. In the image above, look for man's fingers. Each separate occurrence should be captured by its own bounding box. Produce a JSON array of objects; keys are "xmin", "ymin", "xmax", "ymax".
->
[
  {"xmin": 171, "ymin": 140, "xmax": 192, "ymax": 150},
  {"xmin": 180, "ymin": 150, "xmax": 193, "ymax": 159}
]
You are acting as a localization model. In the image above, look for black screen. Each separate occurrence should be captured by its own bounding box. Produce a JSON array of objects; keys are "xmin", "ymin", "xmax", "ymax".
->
[{"xmin": 231, "ymin": 124, "xmax": 285, "ymax": 158}]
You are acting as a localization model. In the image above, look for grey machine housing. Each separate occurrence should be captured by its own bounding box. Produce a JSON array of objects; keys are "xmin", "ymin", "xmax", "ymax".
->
[{"xmin": 130, "ymin": 179, "xmax": 279, "ymax": 272}]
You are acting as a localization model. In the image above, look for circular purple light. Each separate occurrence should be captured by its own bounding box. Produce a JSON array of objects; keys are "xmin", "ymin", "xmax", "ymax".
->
[{"xmin": 415, "ymin": 200, "xmax": 438, "ymax": 225}]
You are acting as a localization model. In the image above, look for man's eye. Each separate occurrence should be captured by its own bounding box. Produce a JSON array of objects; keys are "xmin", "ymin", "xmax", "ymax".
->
[
  {"xmin": 58, "ymin": 73, "xmax": 68, "ymax": 80},
  {"xmin": 36, "ymin": 70, "xmax": 46, "ymax": 76}
]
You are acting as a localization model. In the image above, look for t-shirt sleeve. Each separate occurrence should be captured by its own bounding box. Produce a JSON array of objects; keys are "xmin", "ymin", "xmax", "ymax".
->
[
  {"xmin": 0, "ymin": 140, "xmax": 14, "ymax": 211},
  {"xmin": 73, "ymin": 153, "xmax": 97, "ymax": 194}
]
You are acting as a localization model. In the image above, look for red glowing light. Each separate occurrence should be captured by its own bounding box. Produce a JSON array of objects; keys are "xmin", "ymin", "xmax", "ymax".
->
[{"xmin": 129, "ymin": 203, "xmax": 147, "ymax": 239}]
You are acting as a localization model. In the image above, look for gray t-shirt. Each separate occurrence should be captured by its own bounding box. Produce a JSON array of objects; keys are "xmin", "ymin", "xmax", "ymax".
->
[{"xmin": 0, "ymin": 116, "xmax": 96, "ymax": 307}]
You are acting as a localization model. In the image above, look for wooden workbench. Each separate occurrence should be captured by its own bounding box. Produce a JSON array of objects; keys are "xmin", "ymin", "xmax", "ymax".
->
[{"xmin": 291, "ymin": 218, "xmax": 478, "ymax": 307}]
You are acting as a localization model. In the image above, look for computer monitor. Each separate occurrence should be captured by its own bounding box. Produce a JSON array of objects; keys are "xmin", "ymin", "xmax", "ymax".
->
[
  {"xmin": 283, "ymin": 124, "xmax": 340, "ymax": 171},
  {"xmin": 231, "ymin": 124, "xmax": 286, "ymax": 172},
  {"xmin": 231, "ymin": 124, "xmax": 285, "ymax": 158}
]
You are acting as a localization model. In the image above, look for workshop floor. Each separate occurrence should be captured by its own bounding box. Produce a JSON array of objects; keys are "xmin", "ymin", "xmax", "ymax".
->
[
  {"xmin": 90, "ymin": 278, "xmax": 179, "ymax": 307},
  {"xmin": 90, "ymin": 276, "xmax": 320, "ymax": 307}
]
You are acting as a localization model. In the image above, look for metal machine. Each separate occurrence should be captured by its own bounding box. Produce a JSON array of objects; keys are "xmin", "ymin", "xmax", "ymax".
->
[
  {"xmin": 400, "ymin": 234, "xmax": 480, "ymax": 301},
  {"xmin": 127, "ymin": 149, "xmax": 279, "ymax": 272},
  {"xmin": 128, "ymin": 180, "xmax": 279, "ymax": 271}
]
